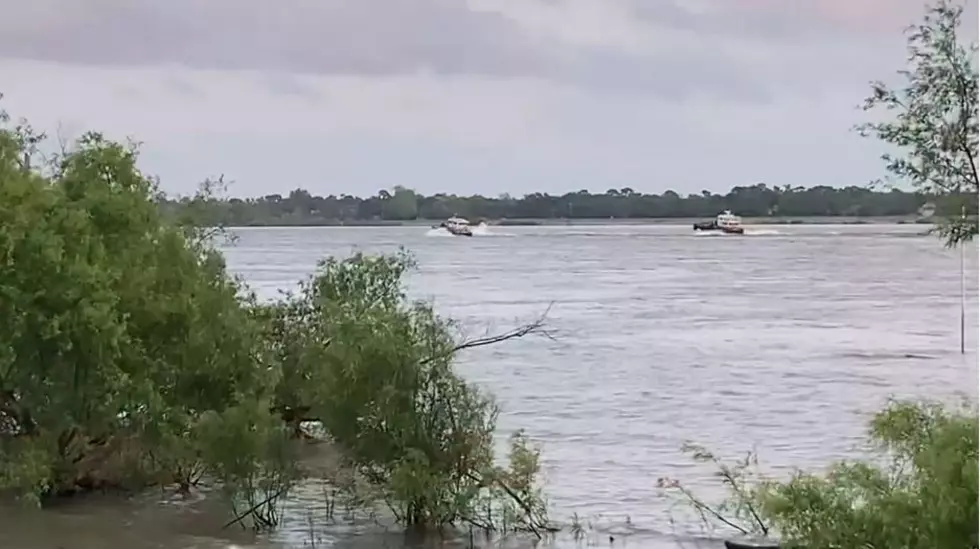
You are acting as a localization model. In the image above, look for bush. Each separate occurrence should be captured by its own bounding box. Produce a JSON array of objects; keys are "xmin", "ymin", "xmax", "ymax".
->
[
  {"xmin": 662, "ymin": 400, "xmax": 978, "ymax": 549},
  {"xmin": 263, "ymin": 252, "xmax": 551, "ymax": 534},
  {"xmin": 0, "ymin": 117, "xmax": 284, "ymax": 504},
  {"xmin": 756, "ymin": 400, "xmax": 977, "ymax": 549}
]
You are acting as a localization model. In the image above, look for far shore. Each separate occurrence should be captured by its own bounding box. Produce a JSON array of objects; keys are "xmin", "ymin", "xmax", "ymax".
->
[{"xmin": 223, "ymin": 215, "xmax": 932, "ymax": 228}]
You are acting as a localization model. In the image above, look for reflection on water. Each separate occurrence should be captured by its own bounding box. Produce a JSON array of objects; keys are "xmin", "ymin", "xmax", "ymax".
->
[{"xmin": 1, "ymin": 224, "xmax": 976, "ymax": 549}]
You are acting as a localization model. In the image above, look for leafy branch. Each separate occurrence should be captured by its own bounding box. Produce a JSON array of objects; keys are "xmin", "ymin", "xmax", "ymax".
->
[
  {"xmin": 856, "ymin": 0, "xmax": 978, "ymax": 247},
  {"xmin": 657, "ymin": 444, "xmax": 770, "ymax": 538}
]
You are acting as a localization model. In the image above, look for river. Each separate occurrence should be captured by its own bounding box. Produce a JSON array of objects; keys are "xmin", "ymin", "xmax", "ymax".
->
[{"xmin": 1, "ymin": 223, "xmax": 976, "ymax": 549}]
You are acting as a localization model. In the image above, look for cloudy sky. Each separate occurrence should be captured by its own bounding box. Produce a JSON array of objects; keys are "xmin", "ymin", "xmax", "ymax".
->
[{"xmin": 0, "ymin": 0, "xmax": 974, "ymax": 198}]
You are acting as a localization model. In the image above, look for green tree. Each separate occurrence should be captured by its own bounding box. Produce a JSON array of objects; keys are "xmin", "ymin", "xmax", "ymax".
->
[
  {"xmin": 857, "ymin": 0, "xmax": 979, "ymax": 247},
  {"xmin": 263, "ymin": 251, "xmax": 551, "ymax": 534},
  {"xmin": 756, "ymin": 400, "xmax": 977, "ymax": 549},
  {"xmin": 0, "ymin": 110, "xmax": 291, "ymax": 510},
  {"xmin": 383, "ymin": 186, "xmax": 420, "ymax": 220}
]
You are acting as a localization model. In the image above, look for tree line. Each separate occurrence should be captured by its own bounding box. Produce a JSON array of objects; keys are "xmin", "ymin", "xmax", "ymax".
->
[{"xmin": 162, "ymin": 183, "xmax": 954, "ymax": 226}]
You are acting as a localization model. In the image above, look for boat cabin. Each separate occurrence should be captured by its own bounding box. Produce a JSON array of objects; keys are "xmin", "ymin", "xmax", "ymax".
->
[{"xmin": 716, "ymin": 210, "xmax": 742, "ymax": 228}]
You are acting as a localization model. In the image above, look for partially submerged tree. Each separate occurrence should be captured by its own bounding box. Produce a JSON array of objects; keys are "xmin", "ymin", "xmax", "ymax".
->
[
  {"xmin": 857, "ymin": 0, "xmax": 979, "ymax": 247},
  {"xmin": 0, "ymin": 122, "xmax": 289, "ymax": 506},
  {"xmin": 264, "ymin": 252, "xmax": 552, "ymax": 534}
]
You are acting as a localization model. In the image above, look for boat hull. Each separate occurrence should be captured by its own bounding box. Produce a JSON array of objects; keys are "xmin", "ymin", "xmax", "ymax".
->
[
  {"xmin": 693, "ymin": 222, "xmax": 744, "ymax": 235},
  {"xmin": 434, "ymin": 223, "xmax": 473, "ymax": 236}
]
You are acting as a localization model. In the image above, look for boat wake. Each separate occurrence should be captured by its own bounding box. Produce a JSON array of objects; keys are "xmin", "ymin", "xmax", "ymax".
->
[
  {"xmin": 693, "ymin": 230, "xmax": 725, "ymax": 237},
  {"xmin": 694, "ymin": 228, "xmax": 783, "ymax": 237},
  {"xmin": 425, "ymin": 228, "xmax": 457, "ymax": 237}
]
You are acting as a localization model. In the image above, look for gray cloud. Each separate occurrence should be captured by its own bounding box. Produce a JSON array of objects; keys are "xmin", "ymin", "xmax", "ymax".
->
[
  {"xmin": 628, "ymin": 1, "xmax": 841, "ymax": 42},
  {"xmin": 567, "ymin": 46, "xmax": 771, "ymax": 103},
  {"xmin": 0, "ymin": 0, "xmax": 545, "ymax": 75},
  {"xmin": 162, "ymin": 75, "xmax": 204, "ymax": 97},
  {"xmin": 258, "ymin": 74, "xmax": 322, "ymax": 100},
  {"xmin": 625, "ymin": 0, "xmax": 980, "ymax": 99},
  {"xmin": 629, "ymin": 0, "xmax": 977, "ymax": 43},
  {"xmin": 0, "ymin": 0, "xmax": 773, "ymax": 101}
]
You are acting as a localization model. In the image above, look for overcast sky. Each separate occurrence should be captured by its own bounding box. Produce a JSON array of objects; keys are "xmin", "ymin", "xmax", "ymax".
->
[{"xmin": 0, "ymin": 0, "xmax": 975, "ymax": 198}]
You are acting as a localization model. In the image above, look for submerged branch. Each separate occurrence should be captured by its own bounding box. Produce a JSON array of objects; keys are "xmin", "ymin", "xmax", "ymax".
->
[
  {"xmin": 221, "ymin": 484, "xmax": 291, "ymax": 530},
  {"xmin": 661, "ymin": 479, "xmax": 752, "ymax": 536},
  {"xmin": 462, "ymin": 470, "xmax": 553, "ymax": 539}
]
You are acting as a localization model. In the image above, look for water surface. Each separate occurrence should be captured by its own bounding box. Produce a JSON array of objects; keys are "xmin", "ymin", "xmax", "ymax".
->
[{"xmin": 2, "ymin": 224, "xmax": 976, "ymax": 549}]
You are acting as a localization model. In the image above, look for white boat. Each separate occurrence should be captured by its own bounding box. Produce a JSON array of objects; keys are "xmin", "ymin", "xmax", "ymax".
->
[
  {"xmin": 433, "ymin": 215, "xmax": 473, "ymax": 237},
  {"xmin": 693, "ymin": 210, "xmax": 745, "ymax": 234}
]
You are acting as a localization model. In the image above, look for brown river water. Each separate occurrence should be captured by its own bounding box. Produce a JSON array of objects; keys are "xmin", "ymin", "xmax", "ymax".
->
[{"xmin": 1, "ymin": 223, "xmax": 976, "ymax": 549}]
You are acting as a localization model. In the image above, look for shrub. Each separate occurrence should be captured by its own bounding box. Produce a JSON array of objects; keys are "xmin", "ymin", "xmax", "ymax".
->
[{"xmin": 757, "ymin": 400, "xmax": 978, "ymax": 549}]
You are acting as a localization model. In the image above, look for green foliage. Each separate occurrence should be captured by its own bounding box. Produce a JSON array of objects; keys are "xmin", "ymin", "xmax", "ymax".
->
[
  {"xmin": 263, "ymin": 251, "xmax": 550, "ymax": 533},
  {"xmin": 159, "ymin": 184, "xmax": 935, "ymax": 226},
  {"xmin": 658, "ymin": 444, "xmax": 770, "ymax": 538},
  {"xmin": 481, "ymin": 430, "xmax": 551, "ymax": 535},
  {"xmin": 382, "ymin": 186, "xmax": 420, "ymax": 220},
  {"xmin": 756, "ymin": 400, "xmax": 977, "ymax": 549},
  {"xmin": 197, "ymin": 399, "xmax": 298, "ymax": 531},
  {"xmin": 858, "ymin": 0, "xmax": 979, "ymax": 247},
  {"xmin": 666, "ymin": 399, "xmax": 978, "ymax": 548},
  {"xmin": 0, "ymin": 107, "xmax": 289, "ymax": 505}
]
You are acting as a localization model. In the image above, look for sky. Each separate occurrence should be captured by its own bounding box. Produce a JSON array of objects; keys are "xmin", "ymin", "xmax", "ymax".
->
[{"xmin": 0, "ymin": 0, "xmax": 976, "ymax": 198}]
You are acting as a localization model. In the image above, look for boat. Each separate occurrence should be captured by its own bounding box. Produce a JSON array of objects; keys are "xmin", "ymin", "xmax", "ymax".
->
[
  {"xmin": 693, "ymin": 210, "xmax": 745, "ymax": 234},
  {"xmin": 433, "ymin": 215, "xmax": 473, "ymax": 237}
]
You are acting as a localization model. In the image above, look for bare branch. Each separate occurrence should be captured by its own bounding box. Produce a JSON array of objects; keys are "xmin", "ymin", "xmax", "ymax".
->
[
  {"xmin": 427, "ymin": 304, "xmax": 555, "ymax": 365},
  {"xmin": 221, "ymin": 484, "xmax": 291, "ymax": 530}
]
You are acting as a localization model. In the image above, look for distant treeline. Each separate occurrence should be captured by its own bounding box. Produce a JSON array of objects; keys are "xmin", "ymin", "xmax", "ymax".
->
[{"xmin": 161, "ymin": 184, "xmax": 956, "ymax": 226}]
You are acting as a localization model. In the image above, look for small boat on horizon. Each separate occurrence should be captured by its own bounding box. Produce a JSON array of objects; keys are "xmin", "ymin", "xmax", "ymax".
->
[
  {"xmin": 433, "ymin": 215, "xmax": 474, "ymax": 237},
  {"xmin": 693, "ymin": 210, "xmax": 745, "ymax": 234}
]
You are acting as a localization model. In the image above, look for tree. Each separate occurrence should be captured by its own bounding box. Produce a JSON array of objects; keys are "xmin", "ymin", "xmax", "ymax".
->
[
  {"xmin": 0, "ymin": 122, "xmax": 289, "ymax": 509},
  {"xmin": 262, "ymin": 251, "xmax": 552, "ymax": 533},
  {"xmin": 757, "ymin": 400, "xmax": 977, "ymax": 549},
  {"xmin": 857, "ymin": 0, "xmax": 979, "ymax": 247},
  {"xmin": 383, "ymin": 185, "xmax": 419, "ymax": 220}
]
